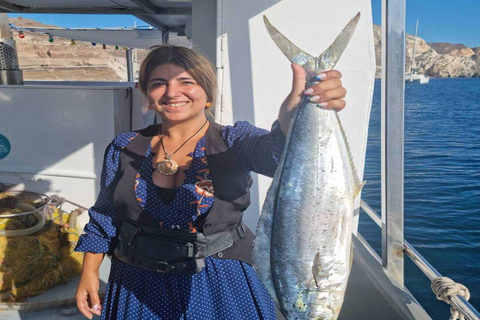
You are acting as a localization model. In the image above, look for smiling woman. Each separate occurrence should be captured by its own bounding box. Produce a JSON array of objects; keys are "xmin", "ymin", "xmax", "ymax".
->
[
  {"xmin": 138, "ymin": 45, "xmax": 217, "ymax": 108},
  {"xmin": 73, "ymin": 44, "xmax": 347, "ymax": 320},
  {"xmin": 144, "ymin": 63, "xmax": 210, "ymax": 123}
]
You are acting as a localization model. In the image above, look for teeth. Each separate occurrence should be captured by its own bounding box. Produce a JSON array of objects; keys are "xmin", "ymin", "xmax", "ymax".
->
[{"xmin": 165, "ymin": 102, "xmax": 187, "ymax": 107}]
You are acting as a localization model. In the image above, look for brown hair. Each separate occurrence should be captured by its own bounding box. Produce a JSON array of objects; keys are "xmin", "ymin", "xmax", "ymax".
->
[{"xmin": 138, "ymin": 45, "xmax": 217, "ymax": 109}]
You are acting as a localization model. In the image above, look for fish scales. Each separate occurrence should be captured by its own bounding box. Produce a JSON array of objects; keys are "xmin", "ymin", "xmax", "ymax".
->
[{"xmin": 253, "ymin": 13, "xmax": 362, "ymax": 320}]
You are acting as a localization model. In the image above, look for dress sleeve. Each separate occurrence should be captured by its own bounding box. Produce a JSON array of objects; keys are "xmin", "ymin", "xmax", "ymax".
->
[
  {"xmin": 74, "ymin": 139, "xmax": 121, "ymax": 254},
  {"xmin": 221, "ymin": 120, "xmax": 286, "ymax": 178}
]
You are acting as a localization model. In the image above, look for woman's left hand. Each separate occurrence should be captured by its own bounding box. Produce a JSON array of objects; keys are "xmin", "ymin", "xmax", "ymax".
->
[
  {"xmin": 302, "ymin": 69, "xmax": 347, "ymax": 111},
  {"xmin": 278, "ymin": 64, "xmax": 347, "ymax": 135}
]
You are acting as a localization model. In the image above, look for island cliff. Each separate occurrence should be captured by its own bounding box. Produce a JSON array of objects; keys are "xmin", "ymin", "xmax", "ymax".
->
[
  {"xmin": 9, "ymin": 17, "xmax": 479, "ymax": 81},
  {"xmin": 373, "ymin": 25, "xmax": 480, "ymax": 78}
]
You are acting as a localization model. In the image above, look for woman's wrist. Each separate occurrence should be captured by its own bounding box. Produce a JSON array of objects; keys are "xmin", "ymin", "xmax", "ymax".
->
[{"xmin": 81, "ymin": 252, "xmax": 105, "ymax": 275}]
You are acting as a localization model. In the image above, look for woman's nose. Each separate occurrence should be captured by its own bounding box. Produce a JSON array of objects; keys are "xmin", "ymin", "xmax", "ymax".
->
[{"xmin": 165, "ymin": 82, "xmax": 181, "ymax": 98}]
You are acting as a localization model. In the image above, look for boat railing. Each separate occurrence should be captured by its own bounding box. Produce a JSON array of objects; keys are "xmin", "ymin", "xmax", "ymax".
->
[{"xmin": 359, "ymin": 200, "xmax": 480, "ymax": 320}]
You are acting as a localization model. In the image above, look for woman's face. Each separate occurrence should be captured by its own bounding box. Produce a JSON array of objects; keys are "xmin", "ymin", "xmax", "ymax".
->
[{"xmin": 146, "ymin": 63, "xmax": 208, "ymax": 123}]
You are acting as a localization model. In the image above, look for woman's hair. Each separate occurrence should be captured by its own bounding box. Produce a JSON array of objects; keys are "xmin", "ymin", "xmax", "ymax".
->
[{"xmin": 138, "ymin": 45, "xmax": 217, "ymax": 108}]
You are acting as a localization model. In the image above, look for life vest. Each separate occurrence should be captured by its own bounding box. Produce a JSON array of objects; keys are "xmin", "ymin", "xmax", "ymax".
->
[{"xmin": 111, "ymin": 122, "xmax": 255, "ymax": 271}]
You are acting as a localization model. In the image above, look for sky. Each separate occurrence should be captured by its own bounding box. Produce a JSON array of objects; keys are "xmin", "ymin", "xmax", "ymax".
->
[
  {"xmin": 8, "ymin": 0, "xmax": 480, "ymax": 48},
  {"xmin": 371, "ymin": 0, "xmax": 479, "ymax": 47}
]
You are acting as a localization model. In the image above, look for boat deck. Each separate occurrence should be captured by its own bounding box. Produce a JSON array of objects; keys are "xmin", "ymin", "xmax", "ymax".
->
[{"xmin": 0, "ymin": 235, "xmax": 431, "ymax": 320}]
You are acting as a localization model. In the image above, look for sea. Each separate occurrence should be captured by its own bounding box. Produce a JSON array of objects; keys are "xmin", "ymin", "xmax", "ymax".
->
[{"xmin": 358, "ymin": 78, "xmax": 480, "ymax": 320}]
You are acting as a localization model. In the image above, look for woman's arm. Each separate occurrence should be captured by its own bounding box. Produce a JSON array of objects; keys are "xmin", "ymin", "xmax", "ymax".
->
[
  {"xmin": 73, "ymin": 135, "xmax": 131, "ymax": 318},
  {"xmin": 76, "ymin": 252, "xmax": 105, "ymax": 319},
  {"xmin": 222, "ymin": 66, "xmax": 347, "ymax": 176},
  {"xmin": 278, "ymin": 64, "xmax": 347, "ymax": 135}
]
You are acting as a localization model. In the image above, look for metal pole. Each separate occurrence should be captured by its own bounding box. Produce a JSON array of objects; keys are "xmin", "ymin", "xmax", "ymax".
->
[
  {"xmin": 0, "ymin": 13, "xmax": 23, "ymax": 84},
  {"xmin": 126, "ymin": 48, "xmax": 134, "ymax": 82},
  {"xmin": 381, "ymin": 0, "xmax": 406, "ymax": 287}
]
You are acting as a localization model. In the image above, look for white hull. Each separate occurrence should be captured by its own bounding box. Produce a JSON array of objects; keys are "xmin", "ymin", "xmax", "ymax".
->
[{"xmin": 405, "ymin": 73, "xmax": 430, "ymax": 84}]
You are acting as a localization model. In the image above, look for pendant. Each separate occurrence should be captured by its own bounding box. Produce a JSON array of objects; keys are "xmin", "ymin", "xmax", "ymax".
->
[{"xmin": 156, "ymin": 157, "xmax": 179, "ymax": 176}]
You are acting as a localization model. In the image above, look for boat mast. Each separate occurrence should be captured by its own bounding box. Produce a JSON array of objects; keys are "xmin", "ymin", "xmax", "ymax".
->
[{"xmin": 410, "ymin": 19, "xmax": 419, "ymax": 74}]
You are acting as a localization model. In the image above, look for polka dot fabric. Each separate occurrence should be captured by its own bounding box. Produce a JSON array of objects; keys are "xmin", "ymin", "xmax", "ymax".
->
[{"xmin": 75, "ymin": 121, "xmax": 286, "ymax": 320}]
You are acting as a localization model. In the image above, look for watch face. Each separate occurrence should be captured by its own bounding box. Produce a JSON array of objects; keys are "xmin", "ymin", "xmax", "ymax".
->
[{"xmin": 0, "ymin": 134, "xmax": 11, "ymax": 160}]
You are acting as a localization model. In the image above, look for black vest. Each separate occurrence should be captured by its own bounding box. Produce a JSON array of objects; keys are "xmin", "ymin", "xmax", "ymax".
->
[{"xmin": 111, "ymin": 122, "xmax": 255, "ymax": 265}]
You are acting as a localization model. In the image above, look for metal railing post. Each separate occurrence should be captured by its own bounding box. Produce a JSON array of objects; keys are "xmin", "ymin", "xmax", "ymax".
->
[
  {"xmin": 381, "ymin": 0, "xmax": 406, "ymax": 287},
  {"xmin": 360, "ymin": 201, "xmax": 480, "ymax": 320},
  {"xmin": 126, "ymin": 48, "xmax": 134, "ymax": 82}
]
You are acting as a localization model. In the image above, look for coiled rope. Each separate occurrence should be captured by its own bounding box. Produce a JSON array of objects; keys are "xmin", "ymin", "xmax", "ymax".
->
[{"xmin": 431, "ymin": 276, "xmax": 471, "ymax": 320}]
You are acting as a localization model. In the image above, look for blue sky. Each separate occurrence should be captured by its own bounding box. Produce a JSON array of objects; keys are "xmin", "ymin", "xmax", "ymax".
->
[
  {"xmin": 8, "ymin": 0, "xmax": 480, "ymax": 47},
  {"xmin": 371, "ymin": 0, "xmax": 479, "ymax": 47}
]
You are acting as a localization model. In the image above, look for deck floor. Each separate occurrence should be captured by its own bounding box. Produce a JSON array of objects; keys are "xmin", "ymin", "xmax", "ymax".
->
[{"xmin": 0, "ymin": 236, "xmax": 432, "ymax": 320}]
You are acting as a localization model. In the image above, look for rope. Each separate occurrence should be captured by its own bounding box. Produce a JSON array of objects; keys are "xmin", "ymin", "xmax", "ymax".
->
[{"xmin": 431, "ymin": 276, "xmax": 471, "ymax": 320}]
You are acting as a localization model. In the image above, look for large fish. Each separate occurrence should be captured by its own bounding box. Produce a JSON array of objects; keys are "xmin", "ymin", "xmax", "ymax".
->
[{"xmin": 252, "ymin": 13, "xmax": 363, "ymax": 320}]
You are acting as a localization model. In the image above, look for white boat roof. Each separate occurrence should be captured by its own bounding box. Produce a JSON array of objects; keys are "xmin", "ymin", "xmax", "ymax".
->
[
  {"xmin": 10, "ymin": 26, "xmax": 191, "ymax": 49},
  {"xmin": 0, "ymin": 0, "xmax": 192, "ymax": 32}
]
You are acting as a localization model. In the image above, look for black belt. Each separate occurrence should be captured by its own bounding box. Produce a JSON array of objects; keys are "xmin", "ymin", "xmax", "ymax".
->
[{"xmin": 113, "ymin": 219, "xmax": 247, "ymax": 275}]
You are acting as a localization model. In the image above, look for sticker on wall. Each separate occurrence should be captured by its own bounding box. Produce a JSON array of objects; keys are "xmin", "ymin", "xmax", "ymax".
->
[{"xmin": 0, "ymin": 134, "xmax": 11, "ymax": 159}]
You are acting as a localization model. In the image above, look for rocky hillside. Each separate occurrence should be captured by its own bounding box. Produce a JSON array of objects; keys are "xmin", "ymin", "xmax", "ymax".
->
[
  {"xmin": 9, "ymin": 17, "xmax": 146, "ymax": 81},
  {"xmin": 373, "ymin": 25, "xmax": 480, "ymax": 78},
  {"xmin": 8, "ymin": 17, "xmax": 479, "ymax": 80}
]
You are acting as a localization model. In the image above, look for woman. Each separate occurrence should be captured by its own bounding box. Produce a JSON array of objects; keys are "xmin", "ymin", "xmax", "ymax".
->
[{"xmin": 75, "ymin": 45, "xmax": 347, "ymax": 320}]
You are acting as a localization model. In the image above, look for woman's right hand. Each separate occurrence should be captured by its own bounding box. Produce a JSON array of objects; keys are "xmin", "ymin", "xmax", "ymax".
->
[{"xmin": 76, "ymin": 270, "xmax": 102, "ymax": 319}]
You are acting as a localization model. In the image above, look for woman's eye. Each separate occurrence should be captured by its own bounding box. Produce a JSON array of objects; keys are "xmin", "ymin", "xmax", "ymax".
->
[
  {"xmin": 182, "ymin": 81, "xmax": 195, "ymax": 85},
  {"xmin": 151, "ymin": 82, "xmax": 165, "ymax": 88}
]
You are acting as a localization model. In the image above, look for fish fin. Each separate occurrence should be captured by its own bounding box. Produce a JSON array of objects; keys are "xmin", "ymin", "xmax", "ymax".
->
[
  {"xmin": 263, "ymin": 15, "xmax": 315, "ymax": 67},
  {"xmin": 355, "ymin": 181, "xmax": 367, "ymax": 198},
  {"xmin": 312, "ymin": 253, "xmax": 322, "ymax": 288},
  {"xmin": 317, "ymin": 12, "xmax": 361, "ymax": 70},
  {"xmin": 334, "ymin": 112, "xmax": 364, "ymax": 197}
]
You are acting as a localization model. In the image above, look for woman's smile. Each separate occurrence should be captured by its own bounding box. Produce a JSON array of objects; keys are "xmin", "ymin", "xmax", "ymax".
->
[
  {"xmin": 161, "ymin": 101, "xmax": 190, "ymax": 112},
  {"xmin": 163, "ymin": 101, "xmax": 188, "ymax": 108}
]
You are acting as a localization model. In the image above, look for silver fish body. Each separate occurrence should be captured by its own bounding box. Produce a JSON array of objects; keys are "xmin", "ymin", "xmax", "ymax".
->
[{"xmin": 253, "ymin": 13, "xmax": 363, "ymax": 320}]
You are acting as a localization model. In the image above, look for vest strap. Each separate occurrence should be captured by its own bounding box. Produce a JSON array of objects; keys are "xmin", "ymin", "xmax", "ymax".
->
[
  {"xmin": 203, "ymin": 222, "xmax": 246, "ymax": 256},
  {"xmin": 113, "ymin": 220, "xmax": 247, "ymax": 275}
]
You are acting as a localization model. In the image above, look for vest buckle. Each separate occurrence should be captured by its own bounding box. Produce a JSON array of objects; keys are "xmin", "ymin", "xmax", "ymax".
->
[
  {"xmin": 236, "ymin": 223, "xmax": 246, "ymax": 239},
  {"xmin": 156, "ymin": 261, "xmax": 169, "ymax": 273}
]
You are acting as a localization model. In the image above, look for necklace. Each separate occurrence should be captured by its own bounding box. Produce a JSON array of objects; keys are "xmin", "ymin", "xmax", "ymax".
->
[{"xmin": 156, "ymin": 119, "xmax": 208, "ymax": 176}]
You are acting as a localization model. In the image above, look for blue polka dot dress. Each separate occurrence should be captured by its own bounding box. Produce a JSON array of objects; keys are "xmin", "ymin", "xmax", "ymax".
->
[{"xmin": 75, "ymin": 121, "xmax": 286, "ymax": 320}]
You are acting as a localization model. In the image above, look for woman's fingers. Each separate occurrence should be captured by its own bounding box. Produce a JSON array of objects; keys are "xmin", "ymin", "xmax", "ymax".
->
[
  {"xmin": 305, "ymin": 78, "xmax": 343, "ymax": 95},
  {"xmin": 76, "ymin": 281, "xmax": 102, "ymax": 319},
  {"xmin": 314, "ymin": 70, "xmax": 342, "ymax": 81},
  {"xmin": 309, "ymin": 85, "xmax": 346, "ymax": 101},
  {"xmin": 283, "ymin": 67, "xmax": 347, "ymax": 114},
  {"xmin": 303, "ymin": 69, "xmax": 347, "ymax": 112},
  {"xmin": 77, "ymin": 293, "xmax": 102, "ymax": 319},
  {"xmin": 316, "ymin": 98, "xmax": 347, "ymax": 111},
  {"xmin": 76, "ymin": 288, "xmax": 94, "ymax": 319},
  {"xmin": 89, "ymin": 291, "xmax": 102, "ymax": 317}
]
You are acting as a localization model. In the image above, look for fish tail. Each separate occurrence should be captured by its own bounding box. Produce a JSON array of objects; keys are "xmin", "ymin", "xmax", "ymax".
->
[
  {"xmin": 316, "ymin": 12, "xmax": 361, "ymax": 71},
  {"xmin": 263, "ymin": 12, "xmax": 361, "ymax": 76}
]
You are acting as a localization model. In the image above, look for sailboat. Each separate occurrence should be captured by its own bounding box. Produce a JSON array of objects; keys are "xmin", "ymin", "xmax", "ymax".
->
[{"xmin": 406, "ymin": 19, "xmax": 430, "ymax": 84}]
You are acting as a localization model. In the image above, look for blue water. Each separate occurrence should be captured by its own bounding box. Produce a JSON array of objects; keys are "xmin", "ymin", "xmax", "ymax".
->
[{"xmin": 359, "ymin": 78, "xmax": 480, "ymax": 320}]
